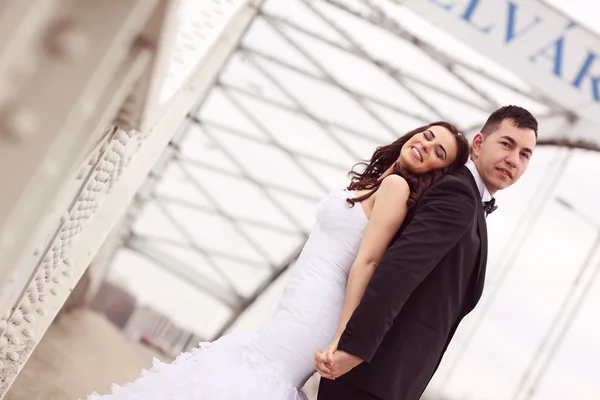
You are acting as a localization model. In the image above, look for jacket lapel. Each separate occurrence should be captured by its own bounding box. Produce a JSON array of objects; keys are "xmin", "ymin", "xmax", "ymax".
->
[
  {"xmin": 471, "ymin": 206, "xmax": 488, "ymax": 306},
  {"xmin": 455, "ymin": 166, "xmax": 488, "ymax": 310}
]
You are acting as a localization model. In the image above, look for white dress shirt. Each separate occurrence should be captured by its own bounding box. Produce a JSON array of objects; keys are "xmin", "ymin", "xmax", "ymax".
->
[{"xmin": 464, "ymin": 159, "xmax": 492, "ymax": 203}]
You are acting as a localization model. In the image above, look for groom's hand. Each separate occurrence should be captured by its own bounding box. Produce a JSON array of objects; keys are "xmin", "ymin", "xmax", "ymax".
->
[
  {"xmin": 315, "ymin": 349, "xmax": 363, "ymax": 379},
  {"xmin": 328, "ymin": 350, "xmax": 363, "ymax": 378}
]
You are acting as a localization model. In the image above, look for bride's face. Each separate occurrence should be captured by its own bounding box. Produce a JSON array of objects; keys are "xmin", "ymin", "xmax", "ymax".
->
[{"xmin": 398, "ymin": 125, "xmax": 459, "ymax": 174}]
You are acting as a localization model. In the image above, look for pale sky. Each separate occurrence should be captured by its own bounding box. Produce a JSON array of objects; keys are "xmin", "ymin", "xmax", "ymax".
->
[{"xmin": 107, "ymin": 1, "xmax": 600, "ymax": 399}]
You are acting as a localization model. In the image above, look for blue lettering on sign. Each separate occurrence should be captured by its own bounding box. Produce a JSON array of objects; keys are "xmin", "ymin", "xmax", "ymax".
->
[
  {"xmin": 427, "ymin": 0, "xmax": 456, "ymax": 11},
  {"xmin": 462, "ymin": 0, "xmax": 493, "ymax": 34},
  {"xmin": 529, "ymin": 28, "xmax": 569, "ymax": 78},
  {"xmin": 426, "ymin": 0, "xmax": 600, "ymax": 104},
  {"xmin": 572, "ymin": 52, "xmax": 600, "ymax": 101},
  {"xmin": 505, "ymin": 2, "xmax": 542, "ymax": 43}
]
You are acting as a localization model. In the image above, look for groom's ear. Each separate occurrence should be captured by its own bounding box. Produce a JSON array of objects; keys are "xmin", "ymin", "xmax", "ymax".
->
[{"xmin": 471, "ymin": 132, "xmax": 485, "ymax": 159}]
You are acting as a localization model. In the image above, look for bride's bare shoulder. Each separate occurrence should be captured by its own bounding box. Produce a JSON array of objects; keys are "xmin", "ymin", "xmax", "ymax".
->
[{"xmin": 376, "ymin": 175, "xmax": 409, "ymax": 200}]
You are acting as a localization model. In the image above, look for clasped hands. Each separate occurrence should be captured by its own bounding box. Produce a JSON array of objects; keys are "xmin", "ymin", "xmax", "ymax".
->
[{"xmin": 314, "ymin": 338, "xmax": 363, "ymax": 380}]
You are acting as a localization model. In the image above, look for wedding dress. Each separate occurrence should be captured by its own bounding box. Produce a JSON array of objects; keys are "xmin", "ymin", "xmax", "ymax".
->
[{"xmin": 87, "ymin": 189, "xmax": 368, "ymax": 400}]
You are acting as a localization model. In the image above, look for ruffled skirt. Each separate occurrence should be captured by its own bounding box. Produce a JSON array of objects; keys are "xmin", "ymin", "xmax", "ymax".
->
[{"xmin": 86, "ymin": 332, "xmax": 309, "ymax": 400}]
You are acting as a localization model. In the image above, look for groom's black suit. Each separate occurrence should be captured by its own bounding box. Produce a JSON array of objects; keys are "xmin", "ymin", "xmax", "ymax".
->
[{"xmin": 318, "ymin": 166, "xmax": 489, "ymax": 400}]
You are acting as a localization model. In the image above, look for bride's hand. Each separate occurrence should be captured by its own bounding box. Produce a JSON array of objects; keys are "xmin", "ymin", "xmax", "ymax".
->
[
  {"xmin": 323, "ymin": 339, "xmax": 339, "ymax": 367},
  {"xmin": 314, "ymin": 338, "xmax": 339, "ymax": 379}
]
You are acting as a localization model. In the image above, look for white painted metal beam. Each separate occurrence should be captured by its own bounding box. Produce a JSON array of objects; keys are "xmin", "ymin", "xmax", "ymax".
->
[{"xmin": 0, "ymin": 0, "xmax": 261, "ymax": 396}]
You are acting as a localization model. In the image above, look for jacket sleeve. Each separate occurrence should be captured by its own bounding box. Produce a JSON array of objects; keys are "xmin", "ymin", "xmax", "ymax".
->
[{"xmin": 337, "ymin": 176, "xmax": 477, "ymax": 362}]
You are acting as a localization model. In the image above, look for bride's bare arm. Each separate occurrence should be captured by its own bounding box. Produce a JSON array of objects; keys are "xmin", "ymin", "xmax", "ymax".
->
[{"xmin": 322, "ymin": 175, "xmax": 410, "ymax": 364}]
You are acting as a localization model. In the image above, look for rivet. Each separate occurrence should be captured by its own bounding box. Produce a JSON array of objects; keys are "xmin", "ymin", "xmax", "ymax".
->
[
  {"xmin": 1, "ymin": 106, "xmax": 39, "ymax": 141},
  {"xmin": 45, "ymin": 20, "xmax": 89, "ymax": 58}
]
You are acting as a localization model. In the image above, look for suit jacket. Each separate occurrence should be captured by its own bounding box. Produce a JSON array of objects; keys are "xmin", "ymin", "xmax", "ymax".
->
[{"xmin": 336, "ymin": 165, "xmax": 488, "ymax": 400}]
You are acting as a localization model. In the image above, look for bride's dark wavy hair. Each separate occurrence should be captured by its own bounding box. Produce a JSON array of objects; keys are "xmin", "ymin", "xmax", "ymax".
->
[{"xmin": 347, "ymin": 121, "xmax": 469, "ymax": 209}]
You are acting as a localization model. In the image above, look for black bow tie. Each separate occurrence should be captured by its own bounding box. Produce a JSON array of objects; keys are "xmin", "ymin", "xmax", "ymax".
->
[{"xmin": 483, "ymin": 199, "xmax": 498, "ymax": 217}]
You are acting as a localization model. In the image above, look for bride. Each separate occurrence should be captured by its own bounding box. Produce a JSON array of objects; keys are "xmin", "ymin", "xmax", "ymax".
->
[{"xmin": 87, "ymin": 121, "xmax": 469, "ymax": 400}]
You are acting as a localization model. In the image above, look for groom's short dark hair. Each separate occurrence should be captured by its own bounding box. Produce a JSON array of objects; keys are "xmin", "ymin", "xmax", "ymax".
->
[{"xmin": 481, "ymin": 105, "xmax": 538, "ymax": 138}]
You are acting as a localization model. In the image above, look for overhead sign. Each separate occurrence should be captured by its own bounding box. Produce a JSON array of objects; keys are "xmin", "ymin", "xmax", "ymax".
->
[{"xmin": 401, "ymin": 0, "xmax": 600, "ymax": 134}]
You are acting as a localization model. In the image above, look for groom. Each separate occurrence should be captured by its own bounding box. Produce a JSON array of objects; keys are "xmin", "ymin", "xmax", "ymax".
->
[{"xmin": 315, "ymin": 105, "xmax": 538, "ymax": 399}]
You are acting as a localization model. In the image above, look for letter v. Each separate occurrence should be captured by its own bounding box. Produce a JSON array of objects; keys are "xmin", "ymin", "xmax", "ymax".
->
[{"xmin": 505, "ymin": 1, "xmax": 541, "ymax": 43}]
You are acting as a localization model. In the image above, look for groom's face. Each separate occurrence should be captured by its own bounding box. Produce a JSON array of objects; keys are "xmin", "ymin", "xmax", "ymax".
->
[{"xmin": 471, "ymin": 118, "xmax": 537, "ymax": 195}]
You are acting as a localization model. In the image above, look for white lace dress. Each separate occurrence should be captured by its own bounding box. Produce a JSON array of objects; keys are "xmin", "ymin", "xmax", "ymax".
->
[{"xmin": 87, "ymin": 189, "xmax": 368, "ymax": 400}]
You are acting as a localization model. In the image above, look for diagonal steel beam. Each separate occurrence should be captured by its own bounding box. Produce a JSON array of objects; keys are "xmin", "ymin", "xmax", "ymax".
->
[
  {"xmin": 151, "ymin": 193, "xmax": 303, "ymax": 236},
  {"xmin": 262, "ymin": 15, "xmax": 404, "ymax": 138},
  {"xmin": 192, "ymin": 110, "xmax": 354, "ymax": 171},
  {"xmin": 152, "ymin": 198, "xmax": 245, "ymax": 295},
  {"xmin": 240, "ymin": 46, "xmax": 431, "ymax": 122},
  {"xmin": 126, "ymin": 235, "xmax": 243, "ymax": 308},
  {"xmin": 173, "ymin": 152, "xmax": 324, "ymax": 202},
  {"xmin": 173, "ymin": 162, "xmax": 279, "ymax": 267},
  {"xmin": 219, "ymin": 82, "xmax": 386, "ymax": 144},
  {"xmin": 264, "ymin": 10, "xmax": 489, "ymax": 112},
  {"xmin": 295, "ymin": 0, "xmax": 449, "ymax": 120},
  {"xmin": 243, "ymin": 50, "xmax": 364, "ymax": 161},
  {"xmin": 190, "ymin": 122, "xmax": 313, "ymax": 233},
  {"xmin": 133, "ymin": 233, "xmax": 269, "ymax": 268},
  {"xmin": 212, "ymin": 243, "xmax": 305, "ymax": 339}
]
